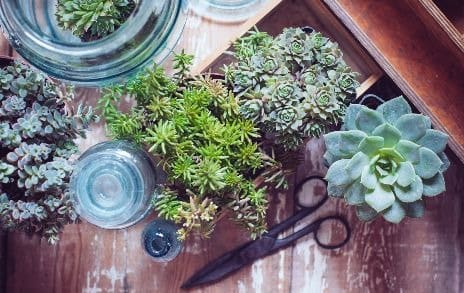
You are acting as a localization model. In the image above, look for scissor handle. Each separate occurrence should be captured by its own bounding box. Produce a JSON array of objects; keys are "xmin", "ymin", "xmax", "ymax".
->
[
  {"xmin": 313, "ymin": 215, "xmax": 351, "ymax": 249},
  {"xmin": 294, "ymin": 175, "xmax": 328, "ymax": 209},
  {"xmin": 272, "ymin": 214, "xmax": 350, "ymax": 251}
]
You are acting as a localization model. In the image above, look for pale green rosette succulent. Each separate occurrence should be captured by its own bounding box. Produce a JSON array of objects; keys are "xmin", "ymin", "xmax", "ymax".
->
[{"xmin": 324, "ymin": 96, "xmax": 450, "ymax": 223}]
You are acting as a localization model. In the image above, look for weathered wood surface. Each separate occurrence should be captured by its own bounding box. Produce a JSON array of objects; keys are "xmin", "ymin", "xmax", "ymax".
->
[{"xmin": 2, "ymin": 1, "xmax": 464, "ymax": 292}]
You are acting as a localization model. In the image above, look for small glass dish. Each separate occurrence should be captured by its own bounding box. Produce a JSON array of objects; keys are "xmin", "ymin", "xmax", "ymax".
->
[
  {"xmin": 189, "ymin": 0, "xmax": 264, "ymax": 23},
  {"xmin": 70, "ymin": 141, "xmax": 163, "ymax": 229},
  {"xmin": 142, "ymin": 219, "xmax": 183, "ymax": 262},
  {"xmin": 0, "ymin": 0, "xmax": 187, "ymax": 86}
]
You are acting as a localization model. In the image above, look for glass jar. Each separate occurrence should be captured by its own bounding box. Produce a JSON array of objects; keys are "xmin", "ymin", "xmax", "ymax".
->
[
  {"xmin": 70, "ymin": 141, "xmax": 164, "ymax": 229},
  {"xmin": 189, "ymin": 0, "xmax": 263, "ymax": 23},
  {"xmin": 0, "ymin": 0, "xmax": 187, "ymax": 86},
  {"xmin": 142, "ymin": 219, "xmax": 183, "ymax": 262}
]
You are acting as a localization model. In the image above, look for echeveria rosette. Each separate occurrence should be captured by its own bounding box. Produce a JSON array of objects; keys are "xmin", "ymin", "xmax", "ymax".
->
[
  {"xmin": 275, "ymin": 27, "xmax": 314, "ymax": 65},
  {"xmin": 228, "ymin": 27, "xmax": 360, "ymax": 151},
  {"xmin": 303, "ymin": 85, "xmax": 341, "ymax": 122},
  {"xmin": 324, "ymin": 96, "xmax": 449, "ymax": 223}
]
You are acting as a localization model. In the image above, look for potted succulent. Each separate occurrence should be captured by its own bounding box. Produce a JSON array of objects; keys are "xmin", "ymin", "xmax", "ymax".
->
[
  {"xmin": 99, "ymin": 52, "xmax": 285, "ymax": 240},
  {"xmin": 224, "ymin": 27, "xmax": 360, "ymax": 151},
  {"xmin": 0, "ymin": 57, "xmax": 98, "ymax": 243},
  {"xmin": 56, "ymin": 0, "xmax": 137, "ymax": 42},
  {"xmin": 324, "ymin": 96, "xmax": 449, "ymax": 223}
]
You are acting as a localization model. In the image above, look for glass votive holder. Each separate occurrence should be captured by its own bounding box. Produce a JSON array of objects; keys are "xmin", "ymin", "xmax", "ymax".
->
[
  {"xmin": 70, "ymin": 140, "xmax": 162, "ymax": 229},
  {"xmin": 189, "ymin": 0, "xmax": 264, "ymax": 23},
  {"xmin": 142, "ymin": 219, "xmax": 183, "ymax": 262},
  {"xmin": 0, "ymin": 0, "xmax": 187, "ymax": 86}
]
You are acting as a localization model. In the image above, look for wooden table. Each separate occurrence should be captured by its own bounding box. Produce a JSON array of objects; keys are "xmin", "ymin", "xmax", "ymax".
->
[{"xmin": 2, "ymin": 6, "xmax": 464, "ymax": 293}]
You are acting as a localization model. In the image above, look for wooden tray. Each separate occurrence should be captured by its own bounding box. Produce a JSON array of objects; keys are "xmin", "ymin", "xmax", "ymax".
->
[{"xmin": 194, "ymin": 0, "xmax": 384, "ymax": 98}]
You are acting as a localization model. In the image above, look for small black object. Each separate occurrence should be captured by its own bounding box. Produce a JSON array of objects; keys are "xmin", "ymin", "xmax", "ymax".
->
[
  {"xmin": 181, "ymin": 176, "xmax": 351, "ymax": 289},
  {"xmin": 142, "ymin": 219, "xmax": 183, "ymax": 262}
]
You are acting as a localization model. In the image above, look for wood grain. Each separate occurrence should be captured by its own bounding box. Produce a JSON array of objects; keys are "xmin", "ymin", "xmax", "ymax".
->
[
  {"xmin": 324, "ymin": 0, "xmax": 464, "ymax": 164},
  {"xmin": 406, "ymin": 0, "xmax": 464, "ymax": 64}
]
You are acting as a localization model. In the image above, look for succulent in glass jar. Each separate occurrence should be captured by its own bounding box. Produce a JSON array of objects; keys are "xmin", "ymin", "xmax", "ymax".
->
[
  {"xmin": 0, "ymin": 59, "xmax": 98, "ymax": 244},
  {"xmin": 324, "ymin": 96, "xmax": 449, "ymax": 223},
  {"xmin": 56, "ymin": 0, "xmax": 136, "ymax": 42},
  {"xmin": 224, "ymin": 27, "xmax": 360, "ymax": 151}
]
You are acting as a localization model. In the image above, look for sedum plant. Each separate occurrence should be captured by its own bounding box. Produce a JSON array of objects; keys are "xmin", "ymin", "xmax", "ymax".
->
[
  {"xmin": 99, "ymin": 52, "xmax": 284, "ymax": 240},
  {"xmin": 224, "ymin": 27, "xmax": 360, "ymax": 151},
  {"xmin": 56, "ymin": 0, "xmax": 136, "ymax": 42},
  {"xmin": 0, "ymin": 60, "xmax": 98, "ymax": 244},
  {"xmin": 324, "ymin": 96, "xmax": 450, "ymax": 223}
]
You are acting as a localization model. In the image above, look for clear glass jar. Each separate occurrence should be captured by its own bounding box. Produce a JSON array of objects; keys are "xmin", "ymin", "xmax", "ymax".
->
[
  {"xmin": 189, "ymin": 0, "xmax": 263, "ymax": 23},
  {"xmin": 70, "ymin": 141, "xmax": 164, "ymax": 229},
  {"xmin": 0, "ymin": 0, "xmax": 187, "ymax": 86}
]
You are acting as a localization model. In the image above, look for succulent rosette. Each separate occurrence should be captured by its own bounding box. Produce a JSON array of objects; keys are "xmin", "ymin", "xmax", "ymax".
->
[
  {"xmin": 324, "ymin": 96, "xmax": 450, "ymax": 223},
  {"xmin": 225, "ymin": 27, "xmax": 360, "ymax": 151}
]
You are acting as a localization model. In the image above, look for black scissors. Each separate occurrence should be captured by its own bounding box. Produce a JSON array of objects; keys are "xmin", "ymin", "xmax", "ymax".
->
[{"xmin": 181, "ymin": 175, "xmax": 351, "ymax": 289}]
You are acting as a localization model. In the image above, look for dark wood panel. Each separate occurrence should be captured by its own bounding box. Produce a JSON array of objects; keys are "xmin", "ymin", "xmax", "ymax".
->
[{"xmin": 324, "ymin": 0, "xmax": 464, "ymax": 164}]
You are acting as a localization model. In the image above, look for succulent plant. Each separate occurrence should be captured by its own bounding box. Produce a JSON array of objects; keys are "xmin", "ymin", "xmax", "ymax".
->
[
  {"xmin": 324, "ymin": 96, "xmax": 449, "ymax": 223},
  {"xmin": 0, "ymin": 60, "xmax": 98, "ymax": 244},
  {"xmin": 56, "ymin": 0, "xmax": 136, "ymax": 42},
  {"xmin": 100, "ymin": 52, "xmax": 284, "ymax": 240},
  {"xmin": 225, "ymin": 27, "xmax": 360, "ymax": 151}
]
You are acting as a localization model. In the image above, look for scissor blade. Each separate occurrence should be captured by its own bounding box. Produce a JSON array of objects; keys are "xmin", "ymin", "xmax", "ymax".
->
[{"xmin": 181, "ymin": 237, "xmax": 276, "ymax": 289}]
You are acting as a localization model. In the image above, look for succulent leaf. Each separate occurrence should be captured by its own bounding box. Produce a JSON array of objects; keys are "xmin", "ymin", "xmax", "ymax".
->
[
  {"xmin": 417, "ymin": 129, "xmax": 448, "ymax": 154},
  {"xmin": 381, "ymin": 201, "xmax": 406, "ymax": 224},
  {"xmin": 377, "ymin": 96, "xmax": 412, "ymax": 124},
  {"xmin": 422, "ymin": 172, "xmax": 446, "ymax": 196}
]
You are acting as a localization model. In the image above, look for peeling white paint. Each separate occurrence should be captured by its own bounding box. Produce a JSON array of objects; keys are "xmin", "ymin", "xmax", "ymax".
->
[
  {"xmin": 251, "ymin": 259, "xmax": 264, "ymax": 293},
  {"xmin": 101, "ymin": 266, "xmax": 126, "ymax": 292}
]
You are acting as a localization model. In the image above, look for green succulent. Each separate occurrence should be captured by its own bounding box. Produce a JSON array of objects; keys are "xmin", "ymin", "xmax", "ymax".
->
[
  {"xmin": 55, "ymin": 0, "xmax": 136, "ymax": 42},
  {"xmin": 0, "ymin": 60, "xmax": 98, "ymax": 243},
  {"xmin": 226, "ymin": 27, "xmax": 360, "ymax": 151},
  {"xmin": 99, "ymin": 52, "xmax": 288, "ymax": 240},
  {"xmin": 324, "ymin": 96, "xmax": 449, "ymax": 223}
]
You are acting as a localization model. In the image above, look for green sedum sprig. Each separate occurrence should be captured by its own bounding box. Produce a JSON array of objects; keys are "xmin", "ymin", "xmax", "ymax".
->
[
  {"xmin": 56, "ymin": 0, "xmax": 136, "ymax": 42},
  {"xmin": 324, "ymin": 96, "xmax": 449, "ymax": 223},
  {"xmin": 225, "ymin": 27, "xmax": 360, "ymax": 151},
  {"xmin": 99, "ymin": 52, "xmax": 284, "ymax": 240}
]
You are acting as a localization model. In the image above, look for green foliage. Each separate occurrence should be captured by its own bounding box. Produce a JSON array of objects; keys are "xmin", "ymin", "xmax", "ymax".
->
[
  {"xmin": 225, "ymin": 27, "xmax": 360, "ymax": 151},
  {"xmin": 100, "ymin": 52, "xmax": 285, "ymax": 239},
  {"xmin": 56, "ymin": 0, "xmax": 136, "ymax": 41},
  {"xmin": 0, "ymin": 60, "xmax": 98, "ymax": 244},
  {"xmin": 324, "ymin": 96, "xmax": 449, "ymax": 223}
]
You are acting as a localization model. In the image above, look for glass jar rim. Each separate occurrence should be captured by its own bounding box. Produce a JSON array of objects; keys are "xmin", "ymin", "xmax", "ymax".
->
[{"xmin": 0, "ymin": 0, "xmax": 187, "ymax": 86}]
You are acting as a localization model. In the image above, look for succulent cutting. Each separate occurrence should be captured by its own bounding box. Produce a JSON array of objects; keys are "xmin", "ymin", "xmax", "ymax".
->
[
  {"xmin": 56, "ymin": 0, "xmax": 136, "ymax": 42},
  {"xmin": 0, "ymin": 60, "xmax": 98, "ymax": 243},
  {"xmin": 99, "ymin": 52, "xmax": 287, "ymax": 240},
  {"xmin": 224, "ymin": 27, "xmax": 360, "ymax": 151},
  {"xmin": 324, "ymin": 96, "xmax": 449, "ymax": 223}
]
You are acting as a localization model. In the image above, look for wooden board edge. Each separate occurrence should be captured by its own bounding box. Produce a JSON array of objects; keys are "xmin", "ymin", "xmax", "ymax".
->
[
  {"xmin": 413, "ymin": 0, "xmax": 464, "ymax": 55},
  {"xmin": 192, "ymin": 0, "xmax": 283, "ymax": 75},
  {"xmin": 323, "ymin": 0, "xmax": 464, "ymax": 164},
  {"xmin": 356, "ymin": 73, "xmax": 383, "ymax": 98}
]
